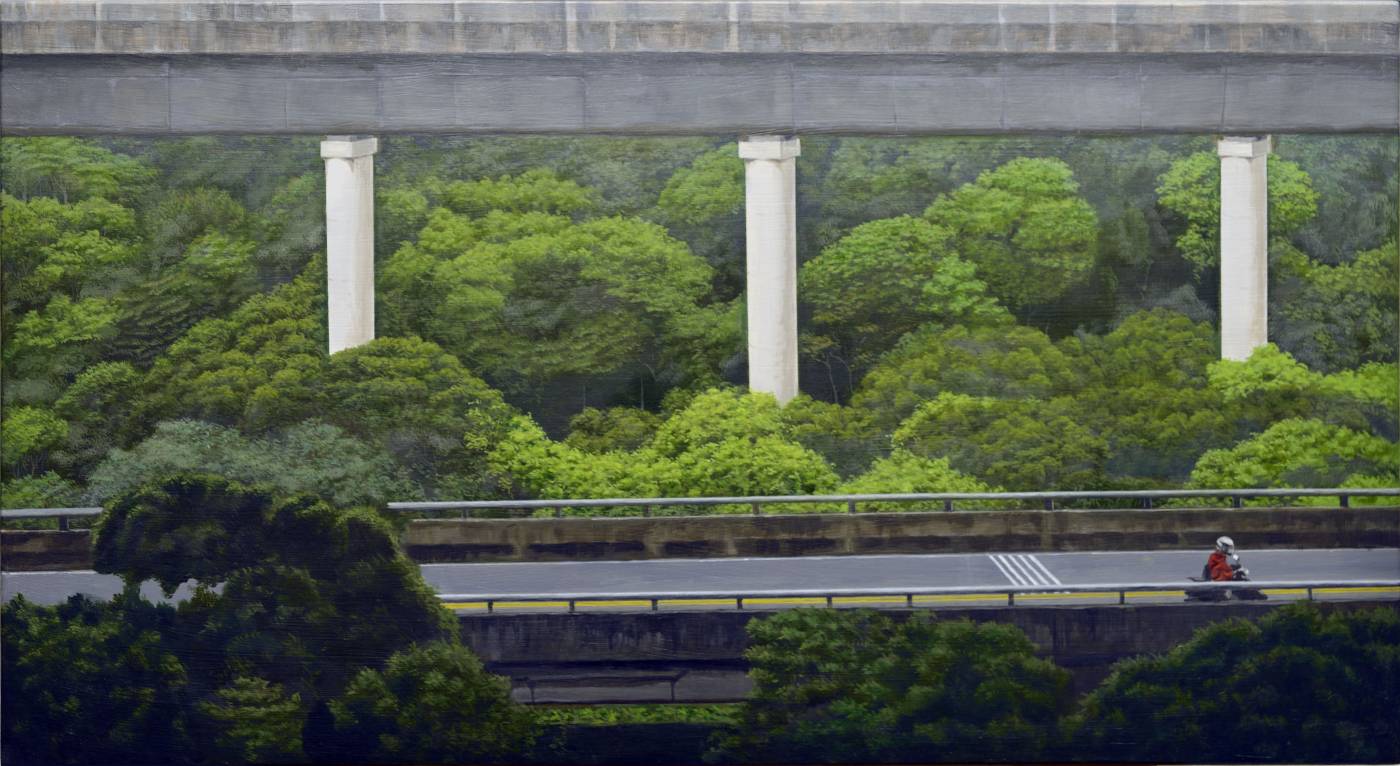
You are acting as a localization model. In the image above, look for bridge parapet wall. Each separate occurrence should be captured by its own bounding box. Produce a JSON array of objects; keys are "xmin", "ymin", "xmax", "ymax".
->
[{"xmin": 405, "ymin": 506, "xmax": 1400, "ymax": 563}]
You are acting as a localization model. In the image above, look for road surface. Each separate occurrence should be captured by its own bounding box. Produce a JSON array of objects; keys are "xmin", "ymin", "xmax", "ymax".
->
[{"xmin": 5, "ymin": 548, "xmax": 1397, "ymax": 610}]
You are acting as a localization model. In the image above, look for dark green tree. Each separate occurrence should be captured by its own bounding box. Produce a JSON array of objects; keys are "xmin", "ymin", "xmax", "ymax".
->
[
  {"xmin": 710, "ymin": 609, "xmax": 1071, "ymax": 763},
  {"xmin": 799, "ymin": 216, "xmax": 1008, "ymax": 364},
  {"xmin": 852, "ymin": 324, "xmax": 1082, "ymax": 431},
  {"xmin": 924, "ymin": 158, "xmax": 1099, "ymax": 310},
  {"xmin": 892, "ymin": 393, "xmax": 1107, "ymax": 491},
  {"xmin": 1, "ymin": 591, "xmax": 193, "ymax": 765},
  {"xmin": 92, "ymin": 475, "xmax": 457, "ymax": 696},
  {"xmin": 326, "ymin": 642, "xmax": 536, "ymax": 764},
  {"xmin": 1068, "ymin": 603, "xmax": 1400, "ymax": 763}
]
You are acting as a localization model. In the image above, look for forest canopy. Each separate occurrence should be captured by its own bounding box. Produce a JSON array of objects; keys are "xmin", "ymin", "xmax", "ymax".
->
[{"xmin": 1, "ymin": 134, "xmax": 1396, "ymax": 510}]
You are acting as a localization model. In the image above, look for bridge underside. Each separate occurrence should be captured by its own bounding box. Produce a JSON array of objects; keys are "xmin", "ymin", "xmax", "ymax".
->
[{"xmin": 3, "ymin": 52, "xmax": 1395, "ymax": 136}]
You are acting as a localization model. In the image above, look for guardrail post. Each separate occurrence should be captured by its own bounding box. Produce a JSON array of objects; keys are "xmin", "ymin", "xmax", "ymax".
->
[
  {"xmin": 1142, "ymin": 498, "xmax": 1154, "ymax": 509},
  {"xmin": 944, "ymin": 500, "xmax": 953, "ymax": 512},
  {"xmin": 461, "ymin": 508, "xmax": 468, "ymax": 519},
  {"xmin": 553, "ymin": 505, "xmax": 564, "ymax": 518},
  {"xmin": 826, "ymin": 595, "xmax": 834, "ymax": 608},
  {"xmin": 641, "ymin": 504, "xmax": 651, "ymax": 517},
  {"xmin": 487, "ymin": 600, "xmax": 494, "ymax": 614},
  {"xmin": 58, "ymin": 515, "xmax": 70, "ymax": 531},
  {"xmin": 847, "ymin": 500, "xmax": 857, "ymax": 514},
  {"xmin": 1231, "ymin": 495, "xmax": 1243, "ymax": 509},
  {"xmin": 1044, "ymin": 499, "xmax": 1055, "ymax": 511},
  {"xmin": 1307, "ymin": 587, "xmax": 1314, "ymax": 601},
  {"xmin": 651, "ymin": 598, "xmax": 659, "ymax": 611},
  {"xmin": 906, "ymin": 594, "xmax": 913, "ymax": 608},
  {"xmin": 736, "ymin": 597, "xmax": 744, "ymax": 610},
  {"xmin": 1339, "ymin": 495, "xmax": 1350, "ymax": 508},
  {"xmin": 751, "ymin": 503, "xmax": 761, "ymax": 516},
  {"xmin": 1119, "ymin": 590, "xmax": 1126, "ymax": 605},
  {"xmin": 568, "ymin": 599, "xmax": 576, "ymax": 613},
  {"xmin": 1007, "ymin": 592, "xmax": 1015, "ymax": 606}
]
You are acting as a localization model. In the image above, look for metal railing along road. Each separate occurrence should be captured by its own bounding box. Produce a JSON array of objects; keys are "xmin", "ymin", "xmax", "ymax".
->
[
  {"xmin": 4, "ymin": 488, "xmax": 1398, "ymax": 526},
  {"xmin": 436, "ymin": 580, "xmax": 1400, "ymax": 613},
  {"xmin": 0, "ymin": 506, "xmax": 102, "ymax": 530},
  {"xmin": 389, "ymin": 487, "xmax": 1400, "ymax": 518}
]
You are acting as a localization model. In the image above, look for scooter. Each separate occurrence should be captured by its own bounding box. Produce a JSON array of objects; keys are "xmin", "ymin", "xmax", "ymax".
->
[{"xmin": 1186, "ymin": 553, "xmax": 1268, "ymax": 601}]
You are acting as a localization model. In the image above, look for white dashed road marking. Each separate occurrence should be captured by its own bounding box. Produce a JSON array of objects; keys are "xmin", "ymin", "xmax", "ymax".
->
[{"xmin": 988, "ymin": 554, "xmax": 1061, "ymax": 586}]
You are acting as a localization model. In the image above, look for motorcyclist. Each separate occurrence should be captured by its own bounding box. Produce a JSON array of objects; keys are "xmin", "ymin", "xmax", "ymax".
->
[
  {"xmin": 1204, "ymin": 536, "xmax": 1244, "ymax": 581},
  {"xmin": 1189, "ymin": 536, "xmax": 1266, "ymax": 601}
]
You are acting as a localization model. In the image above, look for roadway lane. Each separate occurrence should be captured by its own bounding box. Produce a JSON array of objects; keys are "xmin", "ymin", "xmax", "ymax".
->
[{"xmin": 5, "ymin": 549, "xmax": 1397, "ymax": 606}]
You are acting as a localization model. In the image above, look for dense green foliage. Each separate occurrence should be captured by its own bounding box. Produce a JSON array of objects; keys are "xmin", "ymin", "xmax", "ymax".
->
[
  {"xmin": 1, "ymin": 133, "xmax": 1395, "ymax": 506},
  {"xmin": 1067, "ymin": 603, "xmax": 1400, "ymax": 762},
  {"xmin": 3, "ymin": 477, "xmax": 531, "ymax": 765},
  {"xmin": 2, "ymin": 132, "xmax": 1394, "ymax": 761},
  {"xmin": 325, "ymin": 642, "xmax": 535, "ymax": 764},
  {"xmin": 709, "ymin": 609, "xmax": 1072, "ymax": 763}
]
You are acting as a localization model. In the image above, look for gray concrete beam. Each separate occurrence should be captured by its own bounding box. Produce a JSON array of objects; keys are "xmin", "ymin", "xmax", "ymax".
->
[
  {"xmin": 3, "ymin": 1, "xmax": 1396, "ymax": 57},
  {"xmin": 2, "ymin": 53, "xmax": 1396, "ymax": 135},
  {"xmin": 2, "ymin": 0, "xmax": 1394, "ymax": 136}
]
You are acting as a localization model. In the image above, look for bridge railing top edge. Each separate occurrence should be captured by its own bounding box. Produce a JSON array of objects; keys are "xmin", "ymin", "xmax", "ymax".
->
[
  {"xmin": 389, "ymin": 488, "xmax": 1400, "ymax": 512},
  {"xmin": 5, "ymin": 488, "xmax": 1396, "ymax": 519},
  {"xmin": 435, "ymin": 580, "xmax": 1400, "ymax": 603}
]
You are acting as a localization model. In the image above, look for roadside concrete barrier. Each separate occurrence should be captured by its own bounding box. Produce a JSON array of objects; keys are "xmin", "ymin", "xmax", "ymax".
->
[{"xmin": 405, "ymin": 507, "xmax": 1400, "ymax": 563}]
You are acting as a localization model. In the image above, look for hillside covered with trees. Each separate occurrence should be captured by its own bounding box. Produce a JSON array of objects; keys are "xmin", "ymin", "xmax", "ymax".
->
[{"xmin": 2, "ymin": 134, "xmax": 1396, "ymax": 510}]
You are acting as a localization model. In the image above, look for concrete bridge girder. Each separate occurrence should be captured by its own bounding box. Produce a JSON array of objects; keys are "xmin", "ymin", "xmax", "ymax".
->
[{"xmin": 1, "ymin": 54, "xmax": 1395, "ymax": 136}]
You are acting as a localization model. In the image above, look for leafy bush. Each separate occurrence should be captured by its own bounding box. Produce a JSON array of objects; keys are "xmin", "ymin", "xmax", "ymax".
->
[
  {"xmin": 2, "ymin": 591, "xmax": 193, "ymax": 765},
  {"xmin": 710, "ymin": 609, "xmax": 1071, "ymax": 763},
  {"xmin": 325, "ymin": 642, "xmax": 535, "ymax": 764},
  {"xmin": 1067, "ymin": 603, "xmax": 1400, "ymax": 763}
]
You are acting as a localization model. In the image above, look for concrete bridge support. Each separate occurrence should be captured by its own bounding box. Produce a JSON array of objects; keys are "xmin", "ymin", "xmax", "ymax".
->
[
  {"xmin": 739, "ymin": 135, "xmax": 802, "ymax": 404},
  {"xmin": 1217, "ymin": 135, "xmax": 1271, "ymax": 361},
  {"xmin": 310, "ymin": 131, "xmax": 1274, "ymax": 372},
  {"xmin": 321, "ymin": 135, "xmax": 378, "ymax": 354}
]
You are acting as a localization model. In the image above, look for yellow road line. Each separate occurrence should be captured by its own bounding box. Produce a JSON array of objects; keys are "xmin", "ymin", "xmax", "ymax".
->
[{"xmin": 441, "ymin": 586, "xmax": 1399, "ymax": 611}]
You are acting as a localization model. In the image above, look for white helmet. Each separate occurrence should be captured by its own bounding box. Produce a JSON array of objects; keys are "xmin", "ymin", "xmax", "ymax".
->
[{"xmin": 1216, "ymin": 536, "xmax": 1235, "ymax": 554}]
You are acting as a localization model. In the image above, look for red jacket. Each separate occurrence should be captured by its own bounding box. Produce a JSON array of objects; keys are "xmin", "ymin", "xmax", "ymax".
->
[{"xmin": 1206, "ymin": 551, "xmax": 1236, "ymax": 581}]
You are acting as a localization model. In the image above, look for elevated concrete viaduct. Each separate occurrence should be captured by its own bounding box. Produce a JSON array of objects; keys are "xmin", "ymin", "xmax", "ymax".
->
[{"xmin": 3, "ymin": 0, "xmax": 1397, "ymax": 396}]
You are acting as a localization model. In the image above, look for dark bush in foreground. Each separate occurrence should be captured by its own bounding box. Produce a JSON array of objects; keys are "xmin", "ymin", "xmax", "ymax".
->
[
  {"xmin": 323, "ymin": 641, "xmax": 536, "ymax": 764},
  {"xmin": 1066, "ymin": 603, "xmax": 1400, "ymax": 763},
  {"xmin": 3, "ymin": 475, "xmax": 531, "ymax": 765},
  {"xmin": 708, "ymin": 609, "xmax": 1071, "ymax": 763},
  {"xmin": 1, "ymin": 591, "xmax": 193, "ymax": 765}
]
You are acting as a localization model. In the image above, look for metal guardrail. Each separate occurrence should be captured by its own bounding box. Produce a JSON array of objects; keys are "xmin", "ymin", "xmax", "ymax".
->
[
  {"xmin": 390, "ymin": 488, "xmax": 1400, "ymax": 518},
  {"xmin": 4, "ymin": 488, "xmax": 1398, "ymax": 525},
  {"xmin": 0, "ymin": 506, "xmax": 102, "ymax": 530},
  {"xmin": 436, "ymin": 580, "xmax": 1400, "ymax": 613}
]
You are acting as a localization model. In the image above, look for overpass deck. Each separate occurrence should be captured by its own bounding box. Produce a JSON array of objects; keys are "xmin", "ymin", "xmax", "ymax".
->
[{"xmin": 3, "ymin": 0, "xmax": 1396, "ymax": 134}]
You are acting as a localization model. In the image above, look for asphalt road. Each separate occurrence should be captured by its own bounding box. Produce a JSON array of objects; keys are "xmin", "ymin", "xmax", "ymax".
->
[{"xmin": 5, "ymin": 548, "xmax": 1397, "ymax": 609}]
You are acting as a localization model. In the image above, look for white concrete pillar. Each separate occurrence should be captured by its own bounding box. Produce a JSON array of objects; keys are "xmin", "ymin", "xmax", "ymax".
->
[
  {"xmin": 321, "ymin": 135, "xmax": 378, "ymax": 354},
  {"xmin": 1217, "ymin": 135, "xmax": 1270, "ymax": 361},
  {"xmin": 739, "ymin": 135, "xmax": 801, "ymax": 404}
]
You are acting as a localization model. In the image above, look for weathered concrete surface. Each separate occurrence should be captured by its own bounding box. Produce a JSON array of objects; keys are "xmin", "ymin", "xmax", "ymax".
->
[
  {"xmin": 1, "ymin": 529, "xmax": 93, "ymax": 571},
  {"xmin": 405, "ymin": 507, "xmax": 1400, "ymax": 563},
  {"xmin": 3, "ymin": 1, "xmax": 1396, "ymax": 135},
  {"xmin": 9, "ymin": 508, "xmax": 1397, "ymax": 571},
  {"xmin": 464, "ymin": 600, "xmax": 1400, "ymax": 698}
]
